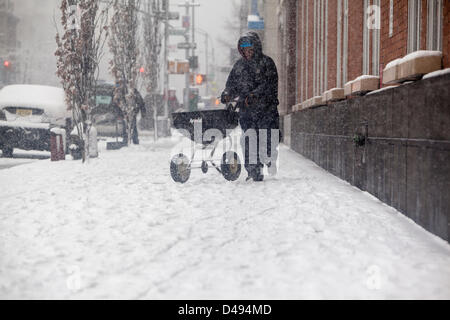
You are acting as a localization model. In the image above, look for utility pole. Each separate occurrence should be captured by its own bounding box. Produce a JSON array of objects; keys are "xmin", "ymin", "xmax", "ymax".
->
[
  {"xmin": 191, "ymin": 0, "xmax": 196, "ymax": 72},
  {"xmin": 163, "ymin": 0, "xmax": 170, "ymax": 127},
  {"xmin": 205, "ymin": 33, "xmax": 209, "ymax": 96},
  {"xmin": 179, "ymin": 1, "xmax": 190, "ymax": 111},
  {"xmin": 178, "ymin": 0, "xmax": 199, "ymax": 111}
]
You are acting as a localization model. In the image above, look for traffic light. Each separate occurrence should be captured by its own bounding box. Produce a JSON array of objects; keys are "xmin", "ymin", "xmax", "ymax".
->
[
  {"xmin": 188, "ymin": 56, "xmax": 198, "ymax": 69},
  {"xmin": 3, "ymin": 60, "xmax": 10, "ymax": 68},
  {"xmin": 195, "ymin": 74, "xmax": 206, "ymax": 85},
  {"xmin": 139, "ymin": 67, "xmax": 145, "ymax": 74}
]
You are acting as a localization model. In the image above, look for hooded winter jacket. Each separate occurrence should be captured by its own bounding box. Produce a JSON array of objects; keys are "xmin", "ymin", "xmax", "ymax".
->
[{"xmin": 222, "ymin": 32, "xmax": 279, "ymax": 112}]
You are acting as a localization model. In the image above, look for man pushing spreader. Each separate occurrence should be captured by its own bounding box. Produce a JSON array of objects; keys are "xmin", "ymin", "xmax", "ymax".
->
[{"xmin": 221, "ymin": 32, "xmax": 281, "ymax": 182}]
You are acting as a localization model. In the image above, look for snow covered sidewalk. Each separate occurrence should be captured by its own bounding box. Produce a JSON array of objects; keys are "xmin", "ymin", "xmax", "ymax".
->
[{"xmin": 0, "ymin": 135, "xmax": 449, "ymax": 299}]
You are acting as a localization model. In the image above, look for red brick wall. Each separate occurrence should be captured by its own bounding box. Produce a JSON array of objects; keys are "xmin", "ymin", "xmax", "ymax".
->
[
  {"xmin": 286, "ymin": 0, "xmax": 297, "ymax": 112},
  {"xmin": 278, "ymin": 10, "xmax": 285, "ymax": 113},
  {"xmin": 281, "ymin": 0, "xmax": 450, "ymax": 111},
  {"xmin": 308, "ymin": 0, "xmax": 314, "ymax": 99},
  {"xmin": 420, "ymin": 0, "xmax": 428, "ymax": 50},
  {"xmin": 380, "ymin": 0, "xmax": 449, "ymax": 72},
  {"xmin": 297, "ymin": 0, "xmax": 330, "ymax": 101},
  {"xmin": 290, "ymin": 0, "xmax": 449, "ymax": 109},
  {"xmin": 327, "ymin": 0, "xmax": 338, "ymax": 90},
  {"xmin": 380, "ymin": 0, "xmax": 408, "ymax": 72},
  {"xmin": 347, "ymin": 0, "xmax": 364, "ymax": 81},
  {"xmin": 296, "ymin": 0, "xmax": 307, "ymax": 103},
  {"xmin": 443, "ymin": 1, "xmax": 450, "ymax": 68},
  {"xmin": 278, "ymin": 0, "xmax": 297, "ymax": 115}
]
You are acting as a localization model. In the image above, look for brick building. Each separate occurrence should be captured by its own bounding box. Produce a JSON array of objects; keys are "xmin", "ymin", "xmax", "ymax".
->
[
  {"xmin": 264, "ymin": 0, "xmax": 450, "ymax": 242},
  {"xmin": 270, "ymin": 0, "xmax": 449, "ymax": 115}
]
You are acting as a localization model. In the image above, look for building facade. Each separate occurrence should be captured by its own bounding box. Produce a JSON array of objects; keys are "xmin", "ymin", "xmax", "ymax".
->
[
  {"xmin": 267, "ymin": 0, "xmax": 450, "ymax": 114},
  {"xmin": 264, "ymin": 0, "xmax": 450, "ymax": 243}
]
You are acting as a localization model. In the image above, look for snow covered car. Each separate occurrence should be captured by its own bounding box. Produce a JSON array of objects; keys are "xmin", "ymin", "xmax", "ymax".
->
[{"xmin": 0, "ymin": 85, "xmax": 71, "ymax": 157}]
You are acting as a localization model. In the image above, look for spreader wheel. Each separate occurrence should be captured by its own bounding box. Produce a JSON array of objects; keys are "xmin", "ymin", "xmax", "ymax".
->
[
  {"xmin": 170, "ymin": 154, "xmax": 191, "ymax": 183},
  {"xmin": 221, "ymin": 151, "xmax": 241, "ymax": 181}
]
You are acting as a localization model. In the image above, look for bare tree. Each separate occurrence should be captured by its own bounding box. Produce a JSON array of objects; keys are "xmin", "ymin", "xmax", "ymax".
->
[
  {"xmin": 55, "ymin": 0, "xmax": 111, "ymax": 162},
  {"xmin": 109, "ymin": 0, "xmax": 141, "ymax": 146},
  {"xmin": 142, "ymin": 0, "xmax": 162, "ymax": 95}
]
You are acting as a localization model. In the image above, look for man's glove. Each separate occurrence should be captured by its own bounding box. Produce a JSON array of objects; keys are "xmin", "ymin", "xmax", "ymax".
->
[
  {"xmin": 221, "ymin": 91, "xmax": 231, "ymax": 104},
  {"xmin": 245, "ymin": 93, "xmax": 257, "ymax": 107}
]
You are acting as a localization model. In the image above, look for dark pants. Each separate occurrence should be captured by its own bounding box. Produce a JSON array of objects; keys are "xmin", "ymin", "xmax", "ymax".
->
[
  {"xmin": 239, "ymin": 106, "xmax": 280, "ymax": 176},
  {"xmin": 131, "ymin": 116, "xmax": 139, "ymax": 144},
  {"xmin": 123, "ymin": 116, "xmax": 139, "ymax": 145}
]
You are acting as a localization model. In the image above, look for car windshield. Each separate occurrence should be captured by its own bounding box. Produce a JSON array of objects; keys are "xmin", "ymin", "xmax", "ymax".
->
[{"xmin": 95, "ymin": 95, "xmax": 112, "ymax": 106}]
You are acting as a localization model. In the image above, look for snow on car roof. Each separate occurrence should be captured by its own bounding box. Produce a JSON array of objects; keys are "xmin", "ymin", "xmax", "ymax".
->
[{"xmin": 0, "ymin": 85, "xmax": 69, "ymax": 118}]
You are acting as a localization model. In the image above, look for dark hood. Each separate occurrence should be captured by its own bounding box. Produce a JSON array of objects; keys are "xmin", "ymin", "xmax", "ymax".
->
[{"xmin": 237, "ymin": 31, "xmax": 263, "ymax": 60}]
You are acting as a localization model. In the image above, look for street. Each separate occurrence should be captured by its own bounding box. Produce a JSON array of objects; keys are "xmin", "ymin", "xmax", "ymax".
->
[
  {"xmin": 0, "ymin": 134, "xmax": 449, "ymax": 299},
  {"xmin": 0, "ymin": 150, "xmax": 49, "ymax": 170},
  {"xmin": 1, "ymin": 0, "xmax": 450, "ymax": 303}
]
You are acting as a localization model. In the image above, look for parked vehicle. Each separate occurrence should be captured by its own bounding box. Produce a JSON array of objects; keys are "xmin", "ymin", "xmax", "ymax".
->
[
  {"xmin": 0, "ymin": 85, "xmax": 71, "ymax": 158},
  {"xmin": 92, "ymin": 83, "xmax": 126, "ymax": 139}
]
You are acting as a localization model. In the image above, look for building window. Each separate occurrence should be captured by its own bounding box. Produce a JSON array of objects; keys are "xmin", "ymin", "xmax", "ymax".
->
[
  {"xmin": 337, "ymin": 0, "xmax": 349, "ymax": 86},
  {"xmin": 324, "ymin": 0, "xmax": 328, "ymax": 92},
  {"xmin": 427, "ymin": 0, "xmax": 443, "ymax": 51},
  {"xmin": 305, "ymin": 0, "xmax": 308, "ymax": 100},
  {"xmin": 313, "ymin": 0, "xmax": 327, "ymax": 96},
  {"xmin": 408, "ymin": 0, "xmax": 421, "ymax": 53},
  {"xmin": 372, "ymin": 0, "xmax": 380, "ymax": 76},
  {"xmin": 389, "ymin": 0, "xmax": 394, "ymax": 37},
  {"xmin": 337, "ymin": 0, "xmax": 342, "ymax": 88},
  {"xmin": 343, "ymin": 0, "xmax": 348, "ymax": 84},
  {"xmin": 299, "ymin": 0, "xmax": 307, "ymax": 102},
  {"xmin": 363, "ymin": 0, "xmax": 370, "ymax": 75},
  {"xmin": 314, "ymin": 0, "xmax": 318, "ymax": 96}
]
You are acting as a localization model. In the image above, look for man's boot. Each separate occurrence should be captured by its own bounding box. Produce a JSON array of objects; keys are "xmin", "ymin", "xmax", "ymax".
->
[
  {"xmin": 246, "ymin": 165, "xmax": 264, "ymax": 182},
  {"xmin": 245, "ymin": 167, "xmax": 255, "ymax": 182},
  {"xmin": 253, "ymin": 165, "xmax": 264, "ymax": 181}
]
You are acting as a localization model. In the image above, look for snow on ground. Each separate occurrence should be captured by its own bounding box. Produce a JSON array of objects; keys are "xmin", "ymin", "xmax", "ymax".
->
[{"xmin": 0, "ymin": 133, "xmax": 449, "ymax": 300}]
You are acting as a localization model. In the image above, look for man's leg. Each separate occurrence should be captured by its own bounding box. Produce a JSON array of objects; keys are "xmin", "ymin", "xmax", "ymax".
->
[
  {"xmin": 266, "ymin": 127, "xmax": 280, "ymax": 176},
  {"xmin": 132, "ymin": 116, "xmax": 139, "ymax": 145},
  {"xmin": 240, "ymin": 117, "xmax": 260, "ymax": 180},
  {"xmin": 253, "ymin": 127, "xmax": 264, "ymax": 181},
  {"xmin": 259, "ymin": 109, "xmax": 280, "ymax": 176}
]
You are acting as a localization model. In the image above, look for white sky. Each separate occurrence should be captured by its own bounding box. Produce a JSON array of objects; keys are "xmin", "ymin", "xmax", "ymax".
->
[
  {"xmin": 11, "ymin": 0, "xmax": 238, "ymax": 99},
  {"xmin": 167, "ymin": 0, "xmax": 238, "ymax": 100}
]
